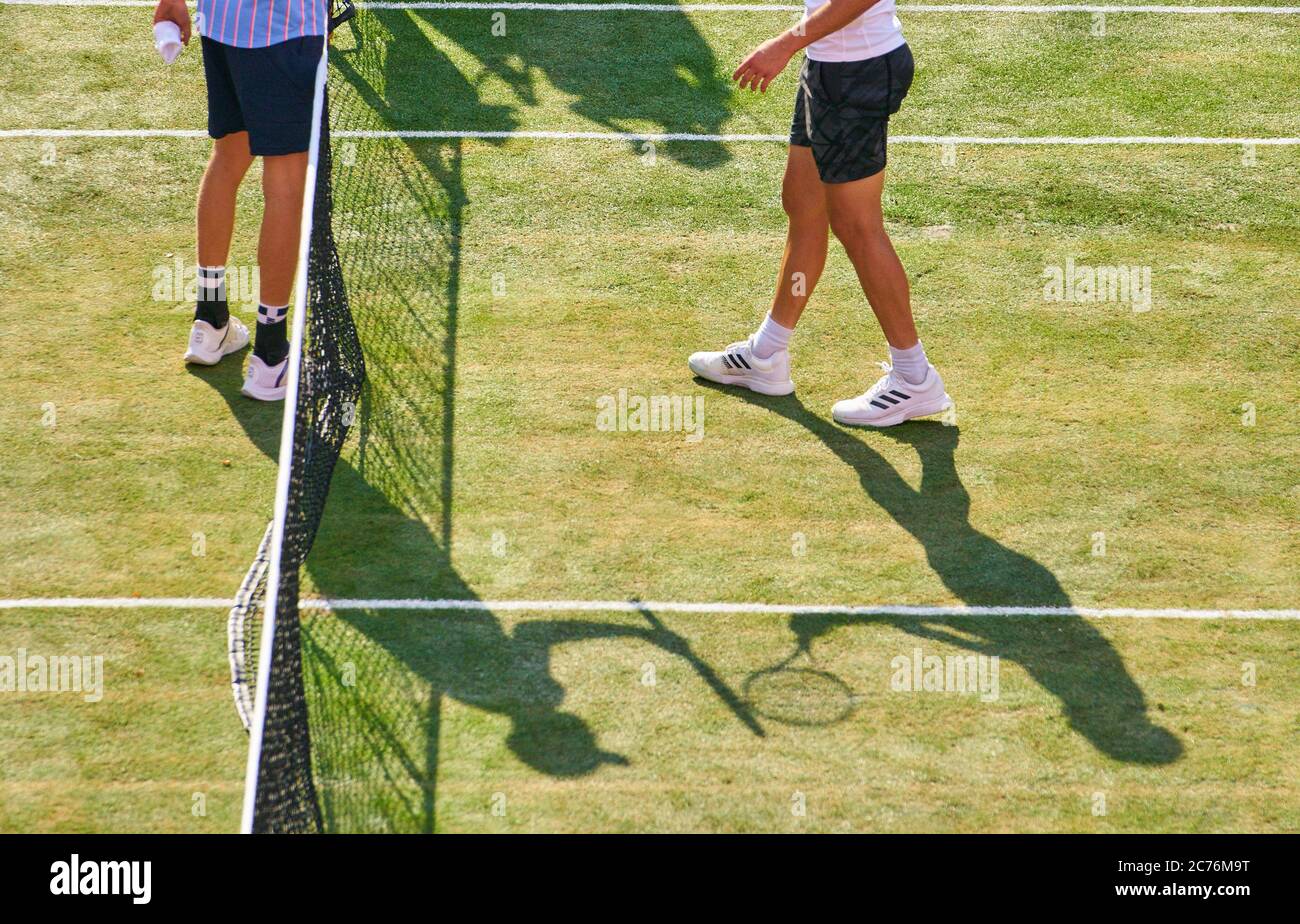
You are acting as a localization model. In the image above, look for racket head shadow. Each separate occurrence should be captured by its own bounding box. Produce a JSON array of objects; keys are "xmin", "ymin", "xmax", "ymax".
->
[{"xmin": 742, "ymin": 665, "xmax": 858, "ymax": 728}]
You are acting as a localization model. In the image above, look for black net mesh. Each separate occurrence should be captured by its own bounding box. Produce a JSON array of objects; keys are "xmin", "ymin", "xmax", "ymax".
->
[
  {"xmin": 232, "ymin": 2, "xmax": 467, "ymax": 832},
  {"xmin": 293, "ymin": 7, "xmax": 466, "ymax": 834},
  {"xmin": 231, "ymin": 9, "xmax": 367, "ymax": 834}
]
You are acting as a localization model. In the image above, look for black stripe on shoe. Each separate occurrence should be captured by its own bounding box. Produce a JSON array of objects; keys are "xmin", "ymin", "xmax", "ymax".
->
[
  {"xmin": 734, "ymin": 354, "xmax": 752, "ymax": 370},
  {"xmin": 722, "ymin": 355, "xmax": 733, "ymax": 369},
  {"xmin": 890, "ymin": 390, "xmax": 911, "ymax": 400},
  {"xmin": 869, "ymin": 400, "xmax": 891, "ymax": 409},
  {"xmin": 878, "ymin": 394, "xmax": 900, "ymax": 405}
]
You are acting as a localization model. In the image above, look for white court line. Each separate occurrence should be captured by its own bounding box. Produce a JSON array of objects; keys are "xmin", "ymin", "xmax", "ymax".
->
[
  {"xmin": 2, "ymin": 128, "xmax": 1297, "ymax": 145},
  {"xmin": 346, "ymin": 130, "xmax": 1300, "ymax": 145},
  {"xmin": 2, "ymin": 0, "xmax": 1299, "ymax": 10},
  {"xmin": 0, "ymin": 597, "xmax": 236, "ymax": 609},
  {"xmin": 1, "ymin": 597, "xmax": 1297, "ymax": 619},
  {"xmin": 0, "ymin": 129, "xmax": 208, "ymax": 139}
]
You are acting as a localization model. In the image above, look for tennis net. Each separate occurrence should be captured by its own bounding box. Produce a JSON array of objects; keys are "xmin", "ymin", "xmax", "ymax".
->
[{"xmin": 230, "ymin": 1, "xmax": 367, "ymax": 834}]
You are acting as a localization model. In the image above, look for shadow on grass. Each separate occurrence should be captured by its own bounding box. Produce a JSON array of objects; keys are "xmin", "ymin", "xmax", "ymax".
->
[
  {"xmin": 189, "ymin": 7, "xmax": 1177, "ymax": 832},
  {"xmin": 701, "ymin": 383, "xmax": 1182, "ymax": 766},
  {"xmin": 193, "ymin": 10, "xmax": 753, "ymax": 831},
  {"xmin": 405, "ymin": 5, "xmax": 734, "ymax": 169}
]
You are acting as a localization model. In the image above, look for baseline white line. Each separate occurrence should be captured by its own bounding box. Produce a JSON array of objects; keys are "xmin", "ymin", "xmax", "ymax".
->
[
  {"xmin": 2, "ymin": 128, "xmax": 1297, "ymax": 145},
  {"xmin": 2, "ymin": 0, "xmax": 1298, "ymax": 11},
  {"xmin": 0, "ymin": 597, "xmax": 236, "ymax": 609},
  {"xmin": 1, "ymin": 597, "xmax": 1297, "ymax": 619},
  {"xmin": 0, "ymin": 129, "xmax": 207, "ymax": 138}
]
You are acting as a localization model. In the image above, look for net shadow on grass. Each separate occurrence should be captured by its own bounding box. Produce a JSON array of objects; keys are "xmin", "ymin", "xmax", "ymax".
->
[
  {"xmin": 704, "ymin": 385, "xmax": 1183, "ymax": 766},
  {"xmin": 199, "ymin": 10, "xmax": 756, "ymax": 832},
  {"xmin": 193, "ymin": 364, "xmax": 654, "ymax": 832}
]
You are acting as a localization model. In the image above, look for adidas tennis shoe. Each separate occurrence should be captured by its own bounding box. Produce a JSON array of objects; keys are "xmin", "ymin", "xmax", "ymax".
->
[
  {"xmin": 240, "ymin": 354, "xmax": 288, "ymax": 402},
  {"xmin": 687, "ymin": 336, "xmax": 795, "ymax": 396},
  {"xmin": 183, "ymin": 317, "xmax": 249, "ymax": 366},
  {"xmin": 832, "ymin": 362, "xmax": 952, "ymax": 427}
]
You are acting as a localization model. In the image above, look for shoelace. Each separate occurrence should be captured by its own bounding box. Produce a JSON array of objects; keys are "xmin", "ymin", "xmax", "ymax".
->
[{"xmin": 860, "ymin": 362, "xmax": 898, "ymax": 401}]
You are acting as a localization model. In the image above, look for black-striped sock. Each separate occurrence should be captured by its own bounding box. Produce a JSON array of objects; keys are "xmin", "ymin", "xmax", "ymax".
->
[
  {"xmin": 254, "ymin": 302, "xmax": 289, "ymax": 366},
  {"xmin": 194, "ymin": 265, "xmax": 229, "ymax": 329}
]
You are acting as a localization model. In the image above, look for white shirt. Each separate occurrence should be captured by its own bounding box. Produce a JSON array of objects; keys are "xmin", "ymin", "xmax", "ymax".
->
[{"xmin": 804, "ymin": 0, "xmax": 906, "ymax": 62}]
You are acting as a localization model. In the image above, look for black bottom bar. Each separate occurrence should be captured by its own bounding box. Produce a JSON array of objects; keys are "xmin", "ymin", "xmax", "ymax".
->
[{"xmin": 1, "ymin": 834, "xmax": 1285, "ymax": 909}]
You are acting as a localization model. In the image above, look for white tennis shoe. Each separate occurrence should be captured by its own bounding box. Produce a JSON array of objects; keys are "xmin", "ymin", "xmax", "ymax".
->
[
  {"xmin": 832, "ymin": 363, "xmax": 952, "ymax": 427},
  {"xmin": 241, "ymin": 354, "xmax": 288, "ymax": 402},
  {"xmin": 687, "ymin": 336, "xmax": 795, "ymax": 396},
  {"xmin": 183, "ymin": 317, "xmax": 249, "ymax": 366}
]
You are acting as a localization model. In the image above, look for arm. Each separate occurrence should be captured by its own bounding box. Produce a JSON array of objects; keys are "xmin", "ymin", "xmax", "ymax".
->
[
  {"xmin": 153, "ymin": 0, "xmax": 192, "ymax": 44},
  {"xmin": 734, "ymin": 0, "xmax": 881, "ymax": 92}
]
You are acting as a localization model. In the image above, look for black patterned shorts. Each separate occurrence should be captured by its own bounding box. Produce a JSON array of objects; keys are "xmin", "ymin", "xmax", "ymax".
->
[{"xmin": 789, "ymin": 43, "xmax": 915, "ymax": 184}]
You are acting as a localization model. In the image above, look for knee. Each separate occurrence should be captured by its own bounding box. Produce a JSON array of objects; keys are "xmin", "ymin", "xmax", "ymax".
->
[
  {"xmin": 211, "ymin": 130, "xmax": 252, "ymax": 161},
  {"xmin": 208, "ymin": 152, "xmax": 250, "ymax": 186},
  {"xmin": 262, "ymin": 155, "xmax": 307, "ymax": 197},
  {"xmin": 828, "ymin": 208, "xmax": 884, "ymax": 247},
  {"xmin": 261, "ymin": 177, "xmax": 305, "ymax": 212},
  {"xmin": 207, "ymin": 151, "xmax": 238, "ymax": 178}
]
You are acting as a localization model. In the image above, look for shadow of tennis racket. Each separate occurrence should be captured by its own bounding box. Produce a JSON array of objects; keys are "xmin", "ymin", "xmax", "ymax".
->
[{"xmin": 742, "ymin": 646, "xmax": 858, "ymax": 728}]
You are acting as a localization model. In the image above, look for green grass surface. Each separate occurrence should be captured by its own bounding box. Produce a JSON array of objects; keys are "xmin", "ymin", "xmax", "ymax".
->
[{"xmin": 0, "ymin": 7, "xmax": 1297, "ymax": 832}]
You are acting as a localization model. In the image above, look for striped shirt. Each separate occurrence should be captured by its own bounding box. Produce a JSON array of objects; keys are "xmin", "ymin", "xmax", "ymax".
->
[{"xmin": 196, "ymin": 0, "xmax": 329, "ymax": 49}]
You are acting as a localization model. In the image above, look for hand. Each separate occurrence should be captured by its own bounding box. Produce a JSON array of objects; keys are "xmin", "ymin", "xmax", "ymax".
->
[
  {"xmin": 153, "ymin": 0, "xmax": 192, "ymax": 44},
  {"xmin": 733, "ymin": 34, "xmax": 796, "ymax": 93}
]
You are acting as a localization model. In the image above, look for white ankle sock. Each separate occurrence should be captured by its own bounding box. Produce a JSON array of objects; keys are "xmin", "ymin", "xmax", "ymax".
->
[
  {"xmin": 889, "ymin": 341, "xmax": 929, "ymax": 386},
  {"xmin": 751, "ymin": 312, "xmax": 793, "ymax": 360}
]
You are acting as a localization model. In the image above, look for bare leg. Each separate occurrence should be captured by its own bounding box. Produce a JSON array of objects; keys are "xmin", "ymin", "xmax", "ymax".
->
[
  {"xmin": 256, "ymin": 151, "xmax": 309, "ymax": 306},
  {"xmin": 823, "ymin": 169, "xmax": 918, "ymax": 349},
  {"xmin": 197, "ymin": 132, "xmax": 254, "ymax": 268},
  {"xmin": 768, "ymin": 145, "xmax": 830, "ymax": 330},
  {"xmin": 685, "ymin": 147, "xmax": 828, "ymax": 395}
]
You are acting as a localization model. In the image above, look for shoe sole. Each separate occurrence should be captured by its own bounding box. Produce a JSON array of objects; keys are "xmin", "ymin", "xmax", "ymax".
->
[
  {"xmin": 688, "ymin": 358, "xmax": 795, "ymax": 397},
  {"xmin": 833, "ymin": 393, "xmax": 953, "ymax": 428},
  {"xmin": 240, "ymin": 382, "xmax": 286, "ymax": 402}
]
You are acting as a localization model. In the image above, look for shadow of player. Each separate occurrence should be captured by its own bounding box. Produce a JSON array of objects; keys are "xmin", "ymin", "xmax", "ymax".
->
[
  {"xmin": 194, "ymin": 351, "xmax": 761, "ymax": 832},
  {"xmin": 406, "ymin": 4, "xmax": 734, "ymax": 169},
  {"xmin": 700, "ymin": 384, "xmax": 1182, "ymax": 766},
  {"xmin": 191, "ymin": 10, "xmax": 755, "ymax": 830}
]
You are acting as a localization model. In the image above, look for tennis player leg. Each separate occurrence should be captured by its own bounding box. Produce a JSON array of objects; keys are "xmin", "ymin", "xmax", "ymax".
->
[
  {"xmin": 687, "ymin": 144, "xmax": 826, "ymax": 396},
  {"xmin": 823, "ymin": 166, "xmax": 950, "ymax": 427},
  {"xmin": 690, "ymin": 4, "xmax": 951, "ymax": 425},
  {"xmin": 217, "ymin": 35, "xmax": 322, "ymax": 401},
  {"xmin": 240, "ymin": 151, "xmax": 308, "ymax": 400},
  {"xmin": 799, "ymin": 44, "xmax": 949, "ymax": 426},
  {"xmin": 168, "ymin": 0, "xmax": 328, "ymax": 401},
  {"xmin": 183, "ymin": 31, "xmax": 252, "ymax": 366},
  {"xmin": 687, "ymin": 52, "xmax": 840, "ymax": 398}
]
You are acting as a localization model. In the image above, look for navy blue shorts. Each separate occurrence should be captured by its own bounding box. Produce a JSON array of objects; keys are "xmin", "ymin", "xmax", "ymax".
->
[
  {"xmin": 790, "ymin": 44, "xmax": 915, "ymax": 184},
  {"xmin": 201, "ymin": 36, "xmax": 324, "ymax": 157}
]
